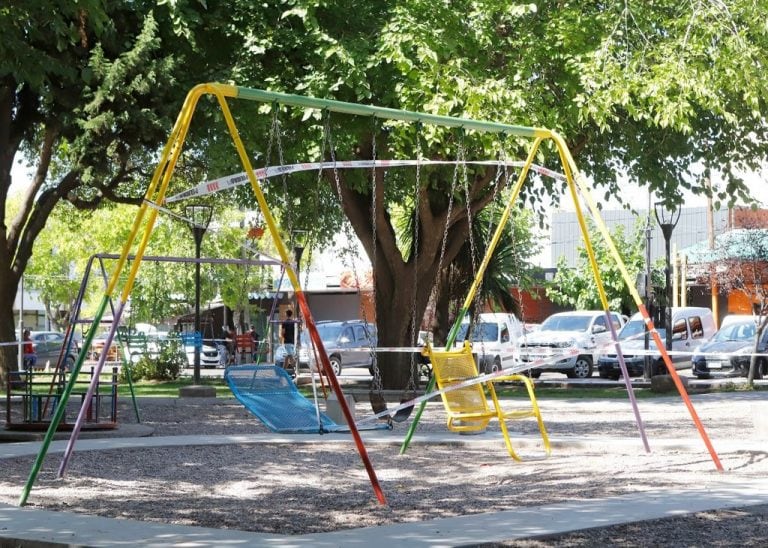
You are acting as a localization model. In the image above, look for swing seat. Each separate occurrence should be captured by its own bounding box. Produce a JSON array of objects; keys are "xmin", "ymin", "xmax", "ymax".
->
[
  {"xmin": 428, "ymin": 342, "xmax": 551, "ymax": 461},
  {"xmin": 225, "ymin": 365, "xmax": 389, "ymax": 434}
]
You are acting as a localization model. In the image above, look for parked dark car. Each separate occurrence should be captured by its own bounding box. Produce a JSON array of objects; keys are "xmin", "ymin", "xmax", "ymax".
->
[
  {"xmin": 28, "ymin": 331, "xmax": 78, "ymax": 371},
  {"xmin": 691, "ymin": 319, "xmax": 768, "ymax": 379}
]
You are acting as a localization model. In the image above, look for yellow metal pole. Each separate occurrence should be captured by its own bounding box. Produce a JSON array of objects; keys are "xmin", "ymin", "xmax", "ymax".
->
[
  {"xmin": 551, "ymin": 132, "xmax": 723, "ymax": 472},
  {"xmin": 20, "ymin": 83, "xmax": 214, "ymax": 506},
  {"xmin": 210, "ymin": 86, "xmax": 388, "ymax": 505}
]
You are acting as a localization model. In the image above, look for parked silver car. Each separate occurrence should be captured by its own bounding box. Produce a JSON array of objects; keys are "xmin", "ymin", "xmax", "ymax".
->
[
  {"xmin": 598, "ymin": 307, "xmax": 716, "ymax": 379},
  {"xmin": 519, "ymin": 311, "xmax": 625, "ymax": 378},
  {"xmin": 306, "ymin": 320, "xmax": 377, "ymax": 376}
]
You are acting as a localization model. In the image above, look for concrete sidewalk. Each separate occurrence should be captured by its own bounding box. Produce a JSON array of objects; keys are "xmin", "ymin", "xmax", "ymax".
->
[
  {"xmin": 2, "ymin": 430, "xmax": 768, "ymax": 547},
  {"xmin": 3, "ymin": 391, "xmax": 767, "ymax": 546},
  {"xmin": 3, "ymin": 478, "xmax": 768, "ymax": 547}
]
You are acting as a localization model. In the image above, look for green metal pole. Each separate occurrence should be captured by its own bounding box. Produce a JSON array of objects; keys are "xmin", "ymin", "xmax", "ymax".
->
[
  {"xmin": 234, "ymin": 86, "xmax": 546, "ymax": 139},
  {"xmin": 399, "ymin": 314, "xmax": 467, "ymax": 454},
  {"xmin": 400, "ymin": 139, "xmax": 543, "ymax": 454},
  {"xmin": 18, "ymin": 296, "xmax": 110, "ymax": 506}
]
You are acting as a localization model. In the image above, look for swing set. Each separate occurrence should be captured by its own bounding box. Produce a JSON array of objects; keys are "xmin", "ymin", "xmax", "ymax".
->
[{"xmin": 19, "ymin": 83, "xmax": 723, "ymax": 509}]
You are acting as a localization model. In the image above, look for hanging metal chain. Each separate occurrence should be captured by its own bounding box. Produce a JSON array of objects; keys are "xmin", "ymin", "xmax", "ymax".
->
[
  {"xmin": 319, "ymin": 111, "xmax": 381, "ymax": 390},
  {"xmin": 426, "ymin": 130, "xmax": 461, "ymax": 334},
  {"xmin": 267, "ymin": 106, "xmax": 292, "ymax": 236},
  {"xmin": 368, "ymin": 117, "xmax": 384, "ymax": 396},
  {"xmin": 323, "ymin": 112, "xmax": 362, "ymax": 302},
  {"xmin": 324, "ymin": 113, "xmax": 361, "ymax": 285},
  {"xmin": 406, "ymin": 123, "xmax": 423, "ymax": 393},
  {"xmin": 302, "ymin": 234, "xmax": 314, "ymax": 289},
  {"xmin": 458, "ymin": 133, "xmax": 486, "ymax": 357},
  {"xmin": 324, "ymin": 112, "xmax": 344, "ymax": 207}
]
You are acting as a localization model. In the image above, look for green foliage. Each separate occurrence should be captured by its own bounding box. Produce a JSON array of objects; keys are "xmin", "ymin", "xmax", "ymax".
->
[
  {"xmin": 123, "ymin": 338, "xmax": 184, "ymax": 382},
  {"xmin": 22, "ymin": 202, "xmax": 136, "ymax": 326},
  {"xmin": 546, "ymin": 218, "xmax": 646, "ymax": 313},
  {"xmin": 0, "ymin": 0, "xmax": 237, "ymax": 380},
  {"xmin": 115, "ymin": 377, "xmax": 230, "ymax": 398},
  {"xmin": 5, "ymin": 0, "xmax": 768, "ymax": 389}
]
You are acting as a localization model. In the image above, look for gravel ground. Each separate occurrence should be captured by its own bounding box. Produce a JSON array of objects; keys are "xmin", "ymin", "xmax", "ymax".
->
[{"xmin": 2, "ymin": 388, "xmax": 768, "ymax": 545}]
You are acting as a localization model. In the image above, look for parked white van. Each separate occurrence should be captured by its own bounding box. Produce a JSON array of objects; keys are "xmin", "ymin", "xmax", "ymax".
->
[
  {"xmin": 597, "ymin": 306, "xmax": 716, "ymax": 379},
  {"xmin": 455, "ymin": 312, "xmax": 523, "ymax": 373}
]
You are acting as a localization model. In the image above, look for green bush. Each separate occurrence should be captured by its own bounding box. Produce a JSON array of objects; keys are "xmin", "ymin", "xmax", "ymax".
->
[{"xmin": 121, "ymin": 339, "xmax": 185, "ymax": 382}]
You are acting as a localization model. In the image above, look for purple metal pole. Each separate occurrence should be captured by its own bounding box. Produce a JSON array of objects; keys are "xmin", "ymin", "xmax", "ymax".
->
[
  {"xmin": 57, "ymin": 301, "xmax": 128, "ymax": 478},
  {"xmin": 604, "ymin": 311, "xmax": 651, "ymax": 453}
]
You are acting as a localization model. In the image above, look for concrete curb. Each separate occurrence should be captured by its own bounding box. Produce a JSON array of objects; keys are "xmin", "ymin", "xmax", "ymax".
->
[{"xmin": 4, "ymin": 478, "xmax": 768, "ymax": 547}]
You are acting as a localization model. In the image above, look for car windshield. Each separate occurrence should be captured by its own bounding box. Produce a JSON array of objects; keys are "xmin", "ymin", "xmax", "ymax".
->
[
  {"xmin": 711, "ymin": 322, "xmax": 755, "ymax": 342},
  {"xmin": 540, "ymin": 314, "xmax": 592, "ymax": 332},
  {"xmin": 316, "ymin": 324, "xmax": 344, "ymax": 342},
  {"xmin": 618, "ymin": 320, "xmax": 667, "ymax": 341},
  {"xmin": 456, "ymin": 322, "xmax": 498, "ymax": 342},
  {"xmin": 618, "ymin": 320, "xmax": 646, "ymax": 341}
]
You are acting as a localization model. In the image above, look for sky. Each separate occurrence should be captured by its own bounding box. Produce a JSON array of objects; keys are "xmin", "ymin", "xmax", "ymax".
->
[{"xmin": 533, "ymin": 165, "xmax": 768, "ymax": 267}]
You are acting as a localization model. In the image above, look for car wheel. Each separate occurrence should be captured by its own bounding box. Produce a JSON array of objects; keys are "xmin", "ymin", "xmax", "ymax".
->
[
  {"xmin": 64, "ymin": 355, "xmax": 76, "ymax": 372},
  {"xmin": 525, "ymin": 368, "xmax": 542, "ymax": 379},
  {"xmin": 755, "ymin": 358, "xmax": 767, "ymax": 380},
  {"xmin": 651, "ymin": 360, "xmax": 667, "ymax": 376},
  {"xmin": 488, "ymin": 357, "xmax": 502, "ymax": 374},
  {"xmin": 567, "ymin": 356, "xmax": 593, "ymax": 378},
  {"xmin": 329, "ymin": 356, "xmax": 342, "ymax": 376}
]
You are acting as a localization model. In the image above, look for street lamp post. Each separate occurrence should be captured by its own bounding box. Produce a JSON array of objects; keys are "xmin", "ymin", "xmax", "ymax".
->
[
  {"xmin": 186, "ymin": 204, "xmax": 212, "ymax": 385},
  {"xmin": 654, "ymin": 201, "xmax": 680, "ymax": 356},
  {"xmin": 643, "ymin": 194, "xmax": 653, "ymax": 380},
  {"xmin": 291, "ymin": 229, "xmax": 307, "ymax": 328}
]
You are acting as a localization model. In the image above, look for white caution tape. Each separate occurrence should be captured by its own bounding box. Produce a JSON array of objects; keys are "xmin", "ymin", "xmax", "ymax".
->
[
  {"xmin": 165, "ymin": 159, "xmax": 566, "ymax": 203},
  {"xmin": 356, "ymin": 348, "xmax": 581, "ymax": 424}
]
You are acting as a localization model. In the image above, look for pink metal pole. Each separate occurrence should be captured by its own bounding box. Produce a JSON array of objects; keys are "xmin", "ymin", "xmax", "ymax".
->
[{"xmin": 57, "ymin": 301, "xmax": 128, "ymax": 478}]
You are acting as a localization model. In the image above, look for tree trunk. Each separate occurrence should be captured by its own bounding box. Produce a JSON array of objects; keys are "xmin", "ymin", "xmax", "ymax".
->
[
  {"xmin": 326, "ymin": 149, "xmax": 499, "ymax": 390},
  {"xmin": 0, "ymin": 276, "xmax": 20, "ymax": 387}
]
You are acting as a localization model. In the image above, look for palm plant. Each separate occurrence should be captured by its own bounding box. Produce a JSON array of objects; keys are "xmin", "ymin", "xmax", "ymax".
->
[{"xmin": 396, "ymin": 199, "xmax": 540, "ymax": 346}]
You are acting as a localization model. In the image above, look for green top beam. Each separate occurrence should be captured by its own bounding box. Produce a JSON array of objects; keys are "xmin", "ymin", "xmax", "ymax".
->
[{"xmin": 235, "ymin": 86, "xmax": 549, "ymax": 139}]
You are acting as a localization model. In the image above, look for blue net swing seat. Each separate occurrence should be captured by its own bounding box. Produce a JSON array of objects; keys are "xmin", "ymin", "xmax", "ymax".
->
[{"xmin": 225, "ymin": 364, "xmax": 390, "ymax": 434}]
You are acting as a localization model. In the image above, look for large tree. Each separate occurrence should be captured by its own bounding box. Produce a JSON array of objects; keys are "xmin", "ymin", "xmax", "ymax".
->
[
  {"xmin": 215, "ymin": 0, "xmax": 768, "ymax": 388},
  {"xmin": 0, "ymin": 1, "xmax": 247, "ymax": 383},
  {"xmin": 4, "ymin": 1, "xmax": 768, "ymax": 390}
]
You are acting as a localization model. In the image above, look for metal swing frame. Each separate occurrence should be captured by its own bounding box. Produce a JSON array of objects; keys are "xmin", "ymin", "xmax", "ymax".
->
[{"xmin": 19, "ymin": 82, "xmax": 723, "ymax": 510}]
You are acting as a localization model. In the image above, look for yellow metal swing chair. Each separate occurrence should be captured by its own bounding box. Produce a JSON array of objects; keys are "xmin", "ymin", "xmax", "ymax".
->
[{"xmin": 426, "ymin": 341, "xmax": 551, "ymax": 461}]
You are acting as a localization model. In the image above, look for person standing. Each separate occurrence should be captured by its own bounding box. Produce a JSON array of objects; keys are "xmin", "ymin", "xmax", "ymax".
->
[
  {"xmin": 227, "ymin": 325, "xmax": 238, "ymax": 364},
  {"xmin": 22, "ymin": 329, "xmax": 37, "ymax": 369},
  {"xmin": 281, "ymin": 310, "xmax": 296, "ymax": 345},
  {"xmin": 249, "ymin": 324, "xmax": 260, "ymax": 361}
]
